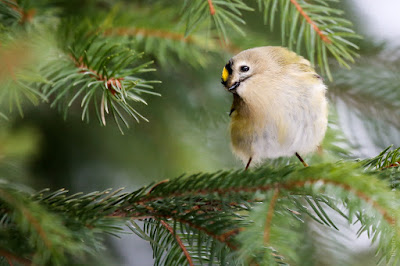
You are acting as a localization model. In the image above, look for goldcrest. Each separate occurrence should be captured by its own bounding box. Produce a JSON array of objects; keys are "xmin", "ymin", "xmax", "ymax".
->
[{"xmin": 221, "ymin": 46, "xmax": 328, "ymax": 169}]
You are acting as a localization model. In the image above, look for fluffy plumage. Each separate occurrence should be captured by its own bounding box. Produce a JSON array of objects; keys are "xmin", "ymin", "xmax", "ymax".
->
[{"xmin": 222, "ymin": 46, "xmax": 328, "ymax": 166}]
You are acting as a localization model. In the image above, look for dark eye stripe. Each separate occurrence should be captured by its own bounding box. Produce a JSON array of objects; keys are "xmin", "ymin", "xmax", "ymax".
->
[{"xmin": 225, "ymin": 62, "xmax": 233, "ymax": 75}]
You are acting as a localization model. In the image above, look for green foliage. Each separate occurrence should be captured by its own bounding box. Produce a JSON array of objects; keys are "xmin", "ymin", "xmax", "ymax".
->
[
  {"xmin": 0, "ymin": 37, "xmax": 47, "ymax": 119},
  {"xmin": 0, "ymin": 0, "xmax": 361, "ymax": 130},
  {"xmin": 257, "ymin": 0, "xmax": 361, "ymax": 80},
  {"xmin": 182, "ymin": 0, "xmax": 253, "ymax": 40},
  {"xmin": 40, "ymin": 22, "xmax": 160, "ymax": 133},
  {"xmin": 180, "ymin": 0, "xmax": 360, "ymax": 80},
  {"xmin": 1, "ymin": 148, "xmax": 400, "ymax": 265},
  {"xmin": 1, "ymin": 1, "xmax": 399, "ymax": 266},
  {"xmin": 142, "ymin": 219, "xmax": 232, "ymax": 265},
  {"xmin": 0, "ymin": 182, "xmax": 84, "ymax": 265},
  {"xmin": 102, "ymin": 5, "xmax": 224, "ymax": 68},
  {"xmin": 0, "ymin": 0, "xmax": 21, "ymax": 27}
]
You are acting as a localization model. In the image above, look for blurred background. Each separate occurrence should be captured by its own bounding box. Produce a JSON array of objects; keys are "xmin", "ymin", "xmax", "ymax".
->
[{"xmin": 1, "ymin": 0, "xmax": 399, "ymax": 265}]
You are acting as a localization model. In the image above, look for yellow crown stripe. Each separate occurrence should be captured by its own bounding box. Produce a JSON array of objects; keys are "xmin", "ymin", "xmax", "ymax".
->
[{"xmin": 222, "ymin": 67, "xmax": 229, "ymax": 82}]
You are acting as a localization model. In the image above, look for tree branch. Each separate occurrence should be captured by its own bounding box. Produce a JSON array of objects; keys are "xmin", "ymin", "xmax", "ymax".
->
[
  {"xmin": 69, "ymin": 56, "xmax": 122, "ymax": 96},
  {"xmin": 135, "ymin": 179, "xmax": 395, "ymax": 227},
  {"xmin": 160, "ymin": 220, "xmax": 194, "ymax": 266},
  {"xmin": 1, "ymin": 0, "xmax": 36, "ymax": 24},
  {"xmin": 289, "ymin": 0, "xmax": 331, "ymax": 44},
  {"xmin": 0, "ymin": 249, "xmax": 31, "ymax": 266},
  {"xmin": 124, "ymin": 214, "xmax": 239, "ymax": 250},
  {"xmin": 207, "ymin": 0, "xmax": 216, "ymax": 15},
  {"xmin": 263, "ymin": 188, "xmax": 279, "ymax": 244},
  {"xmin": 0, "ymin": 189, "xmax": 52, "ymax": 250},
  {"xmin": 382, "ymin": 162, "xmax": 400, "ymax": 169}
]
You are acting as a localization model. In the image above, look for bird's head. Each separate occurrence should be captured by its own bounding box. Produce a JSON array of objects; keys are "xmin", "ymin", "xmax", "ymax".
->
[
  {"xmin": 221, "ymin": 46, "xmax": 314, "ymax": 97},
  {"xmin": 221, "ymin": 56, "xmax": 254, "ymax": 96}
]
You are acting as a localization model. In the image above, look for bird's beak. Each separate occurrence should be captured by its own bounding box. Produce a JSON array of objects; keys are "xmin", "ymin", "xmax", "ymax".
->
[
  {"xmin": 221, "ymin": 62, "xmax": 239, "ymax": 93},
  {"xmin": 228, "ymin": 81, "xmax": 240, "ymax": 92}
]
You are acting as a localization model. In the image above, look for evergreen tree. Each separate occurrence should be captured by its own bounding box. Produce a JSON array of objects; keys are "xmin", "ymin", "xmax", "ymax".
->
[{"xmin": 0, "ymin": 0, "xmax": 399, "ymax": 265}]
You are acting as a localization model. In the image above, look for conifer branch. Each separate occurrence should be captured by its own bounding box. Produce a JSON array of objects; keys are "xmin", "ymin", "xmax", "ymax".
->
[
  {"xmin": 263, "ymin": 188, "xmax": 279, "ymax": 244},
  {"xmin": 1, "ymin": 2, "xmax": 397, "ymax": 265},
  {"xmin": 0, "ymin": 249, "xmax": 31, "ymax": 266},
  {"xmin": 40, "ymin": 25, "xmax": 160, "ymax": 133},
  {"xmin": 257, "ymin": 0, "xmax": 361, "ymax": 79},
  {"xmin": 134, "ymin": 178, "xmax": 396, "ymax": 230},
  {"xmin": 0, "ymin": 38, "xmax": 46, "ymax": 118},
  {"xmin": 207, "ymin": 0, "xmax": 216, "ymax": 15},
  {"xmin": 103, "ymin": 23, "xmax": 242, "ymax": 67},
  {"xmin": 289, "ymin": 0, "xmax": 331, "ymax": 44},
  {"xmin": 160, "ymin": 220, "xmax": 194, "ymax": 266},
  {"xmin": 0, "ymin": 188, "xmax": 51, "ymax": 249},
  {"xmin": 382, "ymin": 162, "xmax": 400, "ymax": 169},
  {"xmin": 131, "ymin": 214, "xmax": 239, "ymax": 250},
  {"xmin": 181, "ymin": 0, "xmax": 253, "ymax": 40},
  {"xmin": 70, "ymin": 55, "xmax": 123, "ymax": 96},
  {"xmin": 0, "ymin": 0, "xmax": 35, "ymax": 25},
  {"xmin": 1, "ymin": 151, "xmax": 400, "ymax": 264}
]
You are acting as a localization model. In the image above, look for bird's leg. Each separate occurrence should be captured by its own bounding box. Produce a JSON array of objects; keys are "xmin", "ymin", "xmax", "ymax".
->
[
  {"xmin": 295, "ymin": 152, "xmax": 309, "ymax": 167},
  {"xmin": 245, "ymin": 157, "xmax": 252, "ymax": 170}
]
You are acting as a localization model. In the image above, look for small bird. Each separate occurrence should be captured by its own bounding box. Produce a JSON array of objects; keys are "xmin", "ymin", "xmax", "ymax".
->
[{"xmin": 221, "ymin": 46, "xmax": 328, "ymax": 169}]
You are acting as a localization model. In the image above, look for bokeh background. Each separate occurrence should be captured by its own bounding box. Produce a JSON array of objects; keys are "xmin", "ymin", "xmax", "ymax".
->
[{"xmin": 1, "ymin": 0, "xmax": 400, "ymax": 265}]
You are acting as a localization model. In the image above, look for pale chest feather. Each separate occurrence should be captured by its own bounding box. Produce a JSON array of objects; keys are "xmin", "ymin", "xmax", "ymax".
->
[{"xmin": 229, "ymin": 81, "xmax": 328, "ymax": 163}]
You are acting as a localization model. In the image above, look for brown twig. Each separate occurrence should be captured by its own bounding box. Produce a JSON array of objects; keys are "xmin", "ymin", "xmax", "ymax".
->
[
  {"xmin": 135, "ymin": 179, "xmax": 396, "ymax": 227},
  {"xmin": 0, "ymin": 189, "xmax": 52, "ymax": 250},
  {"xmin": 120, "ymin": 214, "xmax": 240, "ymax": 250},
  {"xmin": 289, "ymin": 0, "xmax": 332, "ymax": 44},
  {"xmin": 70, "ymin": 56, "xmax": 123, "ymax": 95},
  {"xmin": 1, "ymin": 0, "xmax": 35, "ymax": 24},
  {"xmin": 381, "ymin": 161, "xmax": 400, "ymax": 170},
  {"xmin": 263, "ymin": 188, "xmax": 279, "ymax": 244},
  {"xmin": 160, "ymin": 220, "xmax": 194, "ymax": 266},
  {"xmin": 219, "ymin": 228, "xmax": 243, "ymax": 243},
  {"xmin": 207, "ymin": 0, "xmax": 216, "ymax": 15},
  {"xmin": 0, "ymin": 248, "xmax": 31, "ymax": 266}
]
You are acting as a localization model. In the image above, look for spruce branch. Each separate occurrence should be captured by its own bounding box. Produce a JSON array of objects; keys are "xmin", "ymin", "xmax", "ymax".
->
[
  {"xmin": 0, "ymin": 37, "xmax": 47, "ymax": 118},
  {"xmin": 111, "ymin": 159, "xmax": 400, "ymax": 264},
  {"xmin": 181, "ymin": 0, "xmax": 253, "ymax": 40},
  {"xmin": 0, "ymin": 183, "xmax": 85, "ymax": 265},
  {"xmin": 100, "ymin": 5, "xmax": 238, "ymax": 67},
  {"xmin": 40, "ymin": 24, "xmax": 160, "ymax": 133},
  {"xmin": 130, "ymin": 214, "xmax": 240, "ymax": 250},
  {"xmin": 158, "ymin": 220, "xmax": 194, "ymax": 265},
  {"xmin": 0, "ymin": 249, "xmax": 30, "ymax": 265},
  {"xmin": 2, "ymin": 151, "xmax": 400, "ymax": 264},
  {"xmin": 0, "ymin": 0, "xmax": 57, "ymax": 28},
  {"xmin": 0, "ymin": 0, "xmax": 35, "ymax": 26},
  {"xmin": 257, "ymin": 0, "xmax": 361, "ymax": 80},
  {"xmin": 207, "ymin": 0, "xmax": 216, "ymax": 15},
  {"xmin": 288, "ymin": 0, "xmax": 331, "ymax": 44},
  {"xmin": 104, "ymin": 26, "xmax": 227, "ymax": 67},
  {"xmin": 263, "ymin": 188, "xmax": 279, "ymax": 244}
]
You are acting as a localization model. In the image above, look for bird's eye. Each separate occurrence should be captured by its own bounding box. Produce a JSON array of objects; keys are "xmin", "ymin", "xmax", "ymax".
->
[{"xmin": 240, "ymin": 65, "xmax": 249, "ymax": 72}]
